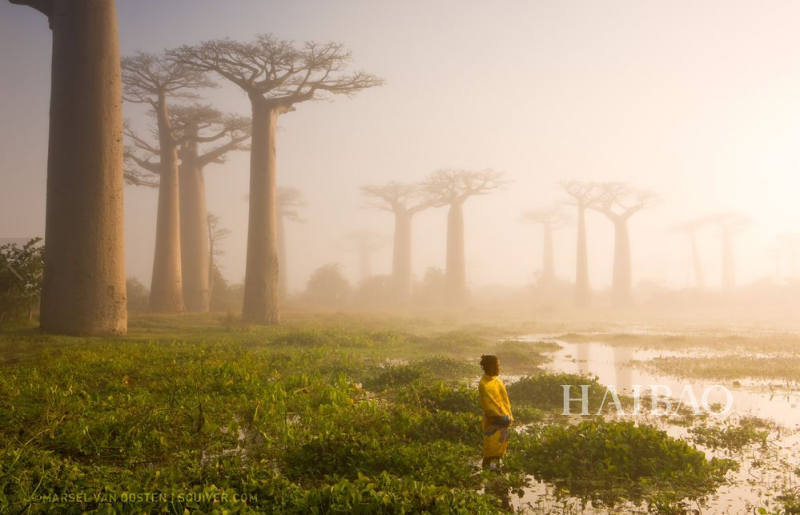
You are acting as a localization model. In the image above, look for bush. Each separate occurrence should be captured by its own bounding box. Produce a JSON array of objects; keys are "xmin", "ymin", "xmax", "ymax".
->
[
  {"xmin": 304, "ymin": 263, "xmax": 351, "ymax": 308},
  {"xmin": 0, "ymin": 238, "xmax": 43, "ymax": 326}
]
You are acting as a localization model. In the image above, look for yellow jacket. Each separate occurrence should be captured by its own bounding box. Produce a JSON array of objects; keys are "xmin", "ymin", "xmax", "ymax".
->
[{"xmin": 478, "ymin": 375, "xmax": 513, "ymax": 458}]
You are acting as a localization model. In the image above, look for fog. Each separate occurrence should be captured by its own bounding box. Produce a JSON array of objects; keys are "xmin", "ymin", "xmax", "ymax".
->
[{"xmin": 3, "ymin": 0, "xmax": 800, "ymax": 304}]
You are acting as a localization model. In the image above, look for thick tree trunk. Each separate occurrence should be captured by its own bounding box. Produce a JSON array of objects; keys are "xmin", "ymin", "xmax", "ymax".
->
[
  {"xmin": 690, "ymin": 232, "xmax": 705, "ymax": 290},
  {"xmin": 38, "ymin": 0, "xmax": 127, "ymax": 335},
  {"xmin": 392, "ymin": 211, "xmax": 413, "ymax": 302},
  {"xmin": 611, "ymin": 218, "xmax": 633, "ymax": 306},
  {"xmin": 541, "ymin": 223, "xmax": 555, "ymax": 288},
  {"xmin": 277, "ymin": 215, "xmax": 287, "ymax": 300},
  {"xmin": 445, "ymin": 201, "xmax": 467, "ymax": 304},
  {"xmin": 179, "ymin": 132, "xmax": 210, "ymax": 312},
  {"xmin": 721, "ymin": 227, "xmax": 735, "ymax": 293},
  {"xmin": 575, "ymin": 206, "xmax": 591, "ymax": 309},
  {"xmin": 149, "ymin": 97, "xmax": 184, "ymax": 312},
  {"xmin": 242, "ymin": 101, "xmax": 279, "ymax": 324}
]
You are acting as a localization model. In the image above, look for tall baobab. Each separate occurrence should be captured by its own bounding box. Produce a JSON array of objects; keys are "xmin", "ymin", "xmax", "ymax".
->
[
  {"xmin": 122, "ymin": 52, "xmax": 215, "ymax": 313},
  {"xmin": 277, "ymin": 186, "xmax": 306, "ymax": 300},
  {"xmin": 125, "ymin": 106, "xmax": 249, "ymax": 312},
  {"xmin": 338, "ymin": 231, "xmax": 386, "ymax": 283},
  {"xmin": 10, "ymin": 0, "xmax": 127, "ymax": 335},
  {"xmin": 593, "ymin": 182, "xmax": 659, "ymax": 306},
  {"xmin": 170, "ymin": 35, "xmax": 383, "ymax": 324},
  {"xmin": 669, "ymin": 218, "xmax": 710, "ymax": 290},
  {"xmin": 423, "ymin": 169, "xmax": 506, "ymax": 304},
  {"xmin": 560, "ymin": 181, "xmax": 602, "ymax": 309},
  {"xmin": 360, "ymin": 182, "xmax": 433, "ymax": 302},
  {"xmin": 521, "ymin": 207, "xmax": 571, "ymax": 290},
  {"xmin": 708, "ymin": 213, "xmax": 749, "ymax": 293}
]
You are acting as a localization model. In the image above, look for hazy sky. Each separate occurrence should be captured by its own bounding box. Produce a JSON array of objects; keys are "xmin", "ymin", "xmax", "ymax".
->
[{"xmin": 2, "ymin": 0, "xmax": 800, "ymax": 293}]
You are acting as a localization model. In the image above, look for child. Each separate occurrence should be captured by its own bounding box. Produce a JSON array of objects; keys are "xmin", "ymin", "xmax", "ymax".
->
[{"xmin": 478, "ymin": 354, "xmax": 513, "ymax": 470}]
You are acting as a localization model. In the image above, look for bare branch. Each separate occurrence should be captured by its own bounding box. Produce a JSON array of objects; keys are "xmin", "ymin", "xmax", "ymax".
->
[
  {"xmin": 421, "ymin": 169, "xmax": 507, "ymax": 206},
  {"xmin": 521, "ymin": 206, "xmax": 572, "ymax": 229}
]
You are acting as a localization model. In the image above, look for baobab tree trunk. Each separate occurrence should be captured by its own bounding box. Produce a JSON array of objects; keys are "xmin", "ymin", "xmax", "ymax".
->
[
  {"xmin": 575, "ymin": 206, "xmax": 591, "ymax": 309},
  {"xmin": 611, "ymin": 218, "xmax": 633, "ymax": 306},
  {"xmin": 243, "ymin": 101, "xmax": 280, "ymax": 324},
  {"xmin": 690, "ymin": 232, "xmax": 705, "ymax": 290},
  {"xmin": 36, "ymin": 0, "xmax": 127, "ymax": 335},
  {"xmin": 149, "ymin": 98, "xmax": 184, "ymax": 312},
  {"xmin": 541, "ymin": 223, "xmax": 555, "ymax": 289},
  {"xmin": 392, "ymin": 211, "xmax": 413, "ymax": 303},
  {"xmin": 277, "ymin": 215, "xmax": 288, "ymax": 300},
  {"xmin": 445, "ymin": 201, "xmax": 467, "ymax": 304},
  {"xmin": 179, "ymin": 134, "xmax": 210, "ymax": 312},
  {"xmin": 721, "ymin": 227, "xmax": 735, "ymax": 293}
]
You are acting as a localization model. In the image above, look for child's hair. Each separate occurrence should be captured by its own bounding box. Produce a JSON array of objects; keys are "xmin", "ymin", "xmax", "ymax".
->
[{"xmin": 480, "ymin": 354, "xmax": 499, "ymax": 376}]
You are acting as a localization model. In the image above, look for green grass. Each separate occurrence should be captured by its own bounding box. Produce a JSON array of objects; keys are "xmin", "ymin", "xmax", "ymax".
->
[{"xmin": 0, "ymin": 314, "xmax": 737, "ymax": 514}]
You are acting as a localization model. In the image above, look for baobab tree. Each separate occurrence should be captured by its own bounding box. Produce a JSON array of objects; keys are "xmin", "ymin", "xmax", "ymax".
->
[
  {"xmin": 122, "ymin": 52, "xmax": 215, "ymax": 313},
  {"xmin": 207, "ymin": 212, "xmax": 232, "ymax": 302},
  {"xmin": 338, "ymin": 231, "xmax": 386, "ymax": 283},
  {"xmin": 521, "ymin": 207, "xmax": 571, "ymax": 290},
  {"xmin": 593, "ymin": 182, "xmax": 659, "ymax": 306},
  {"xmin": 669, "ymin": 217, "xmax": 711, "ymax": 290},
  {"xmin": 423, "ymin": 169, "xmax": 506, "ymax": 304},
  {"xmin": 170, "ymin": 35, "xmax": 383, "ymax": 324},
  {"xmin": 360, "ymin": 181, "xmax": 433, "ymax": 302},
  {"xmin": 708, "ymin": 213, "xmax": 749, "ymax": 293},
  {"xmin": 277, "ymin": 186, "xmax": 306, "ymax": 300},
  {"xmin": 125, "ymin": 106, "xmax": 250, "ymax": 312},
  {"xmin": 560, "ymin": 181, "xmax": 602, "ymax": 309},
  {"xmin": 9, "ymin": 0, "xmax": 127, "ymax": 335}
]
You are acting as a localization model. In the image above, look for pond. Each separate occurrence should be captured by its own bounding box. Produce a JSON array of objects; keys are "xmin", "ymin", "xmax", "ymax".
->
[{"xmin": 510, "ymin": 331, "xmax": 800, "ymax": 514}]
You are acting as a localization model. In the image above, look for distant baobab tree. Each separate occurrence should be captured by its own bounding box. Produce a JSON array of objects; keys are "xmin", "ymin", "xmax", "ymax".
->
[
  {"xmin": 207, "ymin": 212, "xmax": 232, "ymax": 303},
  {"xmin": 423, "ymin": 169, "xmax": 507, "ymax": 304},
  {"xmin": 360, "ymin": 182, "xmax": 434, "ymax": 302},
  {"xmin": 124, "ymin": 105, "xmax": 250, "ymax": 313},
  {"xmin": 521, "ymin": 207, "xmax": 571, "ymax": 290},
  {"xmin": 593, "ymin": 182, "xmax": 659, "ymax": 306},
  {"xmin": 338, "ymin": 231, "xmax": 386, "ymax": 283},
  {"xmin": 708, "ymin": 213, "xmax": 749, "ymax": 293},
  {"xmin": 122, "ymin": 52, "xmax": 216, "ymax": 313},
  {"xmin": 170, "ymin": 34, "xmax": 383, "ymax": 324},
  {"xmin": 9, "ymin": 0, "xmax": 127, "ymax": 335},
  {"xmin": 669, "ymin": 217, "xmax": 711, "ymax": 290},
  {"xmin": 560, "ymin": 181, "xmax": 602, "ymax": 309},
  {"xmin": 277, "ymin": 187, "xmax": 306, "ymax": 300}
]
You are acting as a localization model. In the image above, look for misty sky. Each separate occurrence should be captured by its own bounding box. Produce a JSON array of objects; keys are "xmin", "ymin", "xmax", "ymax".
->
[{"xmin": 2, "ymin": 0, "xmax": 800, "ymax": 293}]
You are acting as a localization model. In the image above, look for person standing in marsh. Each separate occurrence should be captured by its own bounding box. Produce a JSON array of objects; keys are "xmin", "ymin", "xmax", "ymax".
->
[{"xmin": 479, "ymin": 355, "xmax": 513, "ymax": 470}]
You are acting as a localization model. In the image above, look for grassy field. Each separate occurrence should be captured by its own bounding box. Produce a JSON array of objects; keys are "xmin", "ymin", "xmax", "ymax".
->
[{"xmin": 0, "ymin": 314, "xmax": 745, "ymax": 514}]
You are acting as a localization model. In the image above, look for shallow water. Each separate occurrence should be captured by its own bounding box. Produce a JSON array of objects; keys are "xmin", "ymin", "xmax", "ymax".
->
[{"xmin": 510, "ymin": 332, "xmax": 800, "ymax": 514}]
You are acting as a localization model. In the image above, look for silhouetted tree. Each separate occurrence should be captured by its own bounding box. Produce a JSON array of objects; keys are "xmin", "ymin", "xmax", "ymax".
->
[
  {"xmin": 423, "ymin": 169, "xmax": 506, "ymax": 304},
  {"xmin": 669, "ymin": 217, "xmax": 711, "ymax": 290},
  {"xmin": 207, "ymin": 212, "xmax": 232, "ymax": 305},
  {"xmin": 338, "ymin": 231, "xmax": 386, "ymax": 283},
  {"xmin": 170, "ymin": 35, "xmax": 383, "ymax": 324},
  {"xmin": 593, "ymin": 182, "xmax": 659, "ymax": 306},
  {"xmin": 522, "ymin": 207, "xmax": 571, "ymax": 290},
  {"xmin": 708, "ymin": 213, "xmax": 749, "ymax": 293},
  {"xmin": 9, "ymin": 0, "xmax": 128, "ymax": 335},
  {"xmin": 360, "ymin": 181, "xmax": 433, "ymax": 302},
  {"xmin": 305, "ymin": 263, "xmax": 351, "ymax": 308},
  {"xmin": 560, "ymin": 181, "xmax": 602, "ymax": 309},
  {"xmin": 277, "ymin": 187, "xmax": 306, "ymax": 300},
  {"xmin": 122, "ymin": 52, "xmax": 215, "ymax": 313}
]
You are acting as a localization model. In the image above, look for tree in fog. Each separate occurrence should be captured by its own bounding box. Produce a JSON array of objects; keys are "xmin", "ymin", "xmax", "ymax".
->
[
  {"xmin": 360, "ymin": 182, "xmax": 433, "ymax": 302},
  {"xmin": 277, "ymin": 187, "xmax": 306, "ymax": 300},
  {"xmin": 560, "ymin": 181, "xmax": 602, "ymax": 309},
  {"xmin": 207, "ymin": 212, "xmax": 232, "ymax": 303},
  {"xmin": 521, "ymin": 207, "xmax": 571, "ymax": 290},
  {"xmin": 708, "ymin": 213, "xmax": 749, "ymax": 293},
  {"xmin": 9, "ymin": 0, "xmax": 127, "ymax": 335},
  {"xmin": 669, "ymin": 218, "xmax": 710, "ymax": 290},
  {"xmin": 593, "ymin": 182, "xmax": 659, "ymax": 306},
  {"xmin": 423, "ymin": 169, "xmax": 506, "ymax": 304},
  {"xmin": 125, "ymin": 105, "xmax": 250, "ymax": 313},
  {"xmin": 122, "ymin": 52, "xmax": 215, "ymax": 313},
  {"xmin": 338, "ymin": 231, "xmax": 386, "ymax": 283},
  {"xmin": 170, "ymin": 35, "xmax": 383, "ymax": 324}
]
